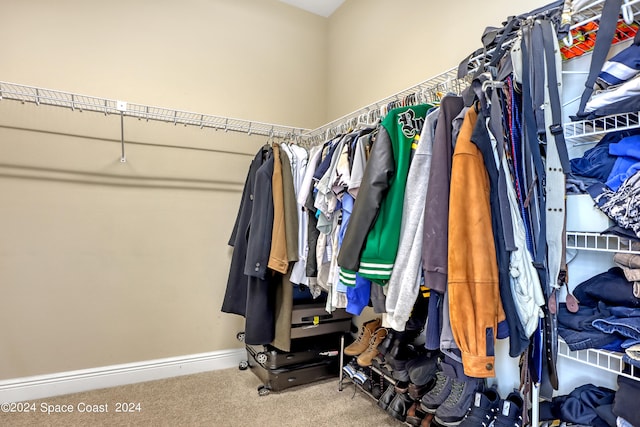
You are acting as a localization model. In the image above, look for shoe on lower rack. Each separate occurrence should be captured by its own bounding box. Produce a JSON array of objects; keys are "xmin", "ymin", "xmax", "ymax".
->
[
  {"xmin": 420, "ymin": 413, "xmax": 435, "ymax": 427},
  {"xmin": 434, "ymin": 377, "xmax": 484, "ymax": 426},
  {"xmin": 406, "ymin": 401, "xmax": 427, "ymax": 426},
  {"xmin": 387, "ymin": 391, "xmax": 414, "ymax": 422},
  {"xmin": 490, "ymin": 390, "xmax": 524, "ymax": 427},
  {"xmin": 377, "ymin": 383, "xmax": 397, "ymax": 411},
  {"xmin": 394, "ymin": 380, "xmax": 410, "ymax": 394},
  {"xmin": 371, "ymin": 383, "xmax": 382, "ymax": 400},
  {"xmin": 458, "ymin": 385, "xmax": 500, "ymax": 427},
  {"xmin": 342, "ymin": 360, "xmax": 358, "ymax": 379},
  {"xmin": 420, "ymin": 371, "xmax": 453, "ymax": 413},
  {"xmin": 352, "ymin": 368, "xmax": 368, "ymax": 386},
  {"xmin": 409, "ymin": 376, "xmax": 437, "ymax": 401},
  {"xmin": 369, "ymin": 370, "xmax": 384, "ymax": 399}
]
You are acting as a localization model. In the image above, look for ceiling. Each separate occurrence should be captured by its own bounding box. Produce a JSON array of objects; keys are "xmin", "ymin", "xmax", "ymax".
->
[{"xmin": 278, "ymin": 0, "xmax": 346, "ymax": 17}]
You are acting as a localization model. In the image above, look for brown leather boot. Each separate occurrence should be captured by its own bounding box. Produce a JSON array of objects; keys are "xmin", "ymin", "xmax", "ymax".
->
[
  {"xmin": 420, "ymin": 413, "xmax": 434, "ymax": 427},
  {"xmin": 406, "ymin": 401, "xmax": 423, "ymax": 426},
  {"xmin": 344, "ymin": 318, "xmax": 382, "ymax": 356},
  {"xmin": 356, "ymin": 327, "xmax": 388, "ymax": 366}
]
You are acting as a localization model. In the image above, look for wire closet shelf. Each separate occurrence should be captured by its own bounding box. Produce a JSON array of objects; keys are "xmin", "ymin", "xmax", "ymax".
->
[
  {"xmin": 566, "ymin": 231, "xmax": 640, "ymax": 253},
  {"xmin": 0, "ymin": 81, "xmax": 309, "ymax": 140},
  {"xmin": 562, "ymin": 0, "xmax": 640, "ymax": 142},
  {"xmin": 559, "ymin": 339, "xmax": 640, "ymax": 381}
]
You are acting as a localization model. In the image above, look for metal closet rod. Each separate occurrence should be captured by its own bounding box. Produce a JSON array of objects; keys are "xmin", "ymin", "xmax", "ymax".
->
[{"xmin": 0, "ymin": 81, "xmax": 309, "ymax": 140}]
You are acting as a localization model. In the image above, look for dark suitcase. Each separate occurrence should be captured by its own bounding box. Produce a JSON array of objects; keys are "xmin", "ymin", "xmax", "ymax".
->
[
  {"xmin": 290, "ymin": 303, "xmax": 351, "ymax": 339},
  {"xmin": 246, "ymin": 332, "xmax": 342, "ymax": 370},
  {"xmin": 239, "ymin": 302, "xmax": 352, "ymax": 395},
  {"xmin": 247, "ymin": 351, "xmax": 339, "ymax": 395}
]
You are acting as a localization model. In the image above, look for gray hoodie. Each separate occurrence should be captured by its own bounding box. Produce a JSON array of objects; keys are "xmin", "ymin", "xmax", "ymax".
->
[{"xmin": 385, "ymin": 107, "xmax": 439, "ymax": 331}]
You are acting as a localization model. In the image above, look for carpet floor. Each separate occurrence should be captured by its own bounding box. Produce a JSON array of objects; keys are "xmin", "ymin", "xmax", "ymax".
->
[{"xmin": 0, "ymin": 367, "xmax": 404, "ymax": 426}]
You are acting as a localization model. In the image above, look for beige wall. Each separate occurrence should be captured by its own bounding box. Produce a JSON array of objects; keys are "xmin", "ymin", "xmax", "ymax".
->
[
  {"xmin": 1, "ymin": 0, "xmax": 327, "ymax": 128},
  {"xmin": 0, "ymin": 0, "xmax": 326, "ymax": 379},
  {"xmin": 326, "ymin": 0, "xmax": 552, "ymax": 119}
]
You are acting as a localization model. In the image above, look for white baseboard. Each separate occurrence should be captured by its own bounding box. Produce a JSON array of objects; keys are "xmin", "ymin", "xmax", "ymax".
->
[{"xmin": 0, "ymin": 348, "xmax": 246, "ymax": 403}]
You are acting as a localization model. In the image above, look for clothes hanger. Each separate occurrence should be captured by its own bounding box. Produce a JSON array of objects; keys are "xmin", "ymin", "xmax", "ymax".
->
[
  {"xmin": 367, "ymin": 108, "xmax": 377, "ymax": 125},
  {"xmin": 356, "ymin": 111, "xmax": 367, "ymax": 128},
  {"xmin": 268, "ymin": 127, "xmax": 275, "ymax": 145}
]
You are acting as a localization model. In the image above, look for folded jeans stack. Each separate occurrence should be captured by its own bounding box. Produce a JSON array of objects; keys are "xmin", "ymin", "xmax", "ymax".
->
[{"xmin": 558, "ymin": 267, "xmax": 640, "ymax": 352}]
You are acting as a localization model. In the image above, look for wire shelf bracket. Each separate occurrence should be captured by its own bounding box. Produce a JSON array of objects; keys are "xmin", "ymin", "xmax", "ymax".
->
[
  {"xmin": 559, "ymin": 339, "xmax": 640, "ymax": 381},
  {"xmin": 566, "ymin": 231, "xmax": 640, "ymax": 254}
]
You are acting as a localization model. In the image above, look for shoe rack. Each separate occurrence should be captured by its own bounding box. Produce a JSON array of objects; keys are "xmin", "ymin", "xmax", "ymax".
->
[
  {"xmin": 338, "ymin": 333, "xmax": 396, "ymax": 393},
  {"xmin": 338, "ymin": 334, "xmax": 440, "ymax": 427}
]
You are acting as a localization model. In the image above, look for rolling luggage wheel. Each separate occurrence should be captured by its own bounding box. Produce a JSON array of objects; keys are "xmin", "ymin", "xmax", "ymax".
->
[
  {"xmin": 236, "ymin": 332, "xmax": 245, "ymax": 342},
  {"xmin": 257, "ymin": 385, "xmax": 271, "ymax": 396},
  {"xmin": 238, "ymin": 360, "xmax": 249, "ymax": 371},
  {"xmin": 256, "ymin": 352, "xmax": 268, "ymax": 365}
]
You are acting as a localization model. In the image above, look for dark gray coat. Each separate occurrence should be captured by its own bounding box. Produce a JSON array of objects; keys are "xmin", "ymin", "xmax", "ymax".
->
[
  {"xmin": 222, "ymin": 145, "xmax": 278, "ymax": 345},
  {"xmin": 222, "ymin": 146, "xmax": 271, "ymax": 317}
]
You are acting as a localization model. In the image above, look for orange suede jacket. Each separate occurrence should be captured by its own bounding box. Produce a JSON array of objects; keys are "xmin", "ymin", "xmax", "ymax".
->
[{"xmin": 448, "ymin": 107, "xmax": 506, "ymax": 378}]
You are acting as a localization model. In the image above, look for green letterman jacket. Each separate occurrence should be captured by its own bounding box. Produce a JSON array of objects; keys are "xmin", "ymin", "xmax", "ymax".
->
[{"xmin": 338, "ymin": 104, "xmax": 431, "ymax": 285}]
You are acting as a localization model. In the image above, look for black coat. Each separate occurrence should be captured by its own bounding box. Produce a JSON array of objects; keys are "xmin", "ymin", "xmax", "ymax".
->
[
  {"xmin": 222, "ymin": 146, "xmax": 271, "ymax": 316},
  {"xmin": 222, "ymin": 145, "xmax": 277, "ymax": 345}
]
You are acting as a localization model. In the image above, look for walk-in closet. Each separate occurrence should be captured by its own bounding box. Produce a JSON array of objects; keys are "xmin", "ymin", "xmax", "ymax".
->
[{"xmin": 1, "ymin": 1, "xmax": 639, "ymax": 426}]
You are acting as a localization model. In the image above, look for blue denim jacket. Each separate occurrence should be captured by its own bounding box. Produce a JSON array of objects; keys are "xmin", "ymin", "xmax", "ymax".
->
[
  {"xmin": 557, "ymin": 302, "xmax": 625, "ymax": 351},
  {"xmin": 592, "ymin": 307, "xmax": 640, "ymax": 348}
]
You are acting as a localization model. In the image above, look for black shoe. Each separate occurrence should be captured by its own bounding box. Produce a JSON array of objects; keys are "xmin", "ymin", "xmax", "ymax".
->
[
  {"xmin": 492, "ymin": 391, "xmax": 524, "ymax": 427},
  {"xmin": 387, "ymin": 392, "xmax": 414, "ymax": 422},
  {"xmin": 371, "ymin": 384, "xmax": 382, "ymax": 400},
  {"xmin": 458, "ymin": 385, "xmax": 500, "ymax": 427},
  {"xmin": 378, "ymin": 329, "xmax": 398, "ymax": 359},
  {"xmin": 377, "ymin": 383, "xmax": 397, "ymax": 411},
  {"xmin": 395, "ymin": 380, "xmax": 410, "ymax": 394}
]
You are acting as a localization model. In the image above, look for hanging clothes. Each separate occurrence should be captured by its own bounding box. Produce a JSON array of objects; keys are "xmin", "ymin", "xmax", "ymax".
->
[
  {"xmin": 287, "ymin": 144, "xmax": 310, "ymax": 286},
  {"xmin": 279, "ymin": 143, "xmax": 299, "ymax": 264},
  {"xmin": 472, "ymin": 88, "xmax": 530, "ymax": 357},
  {"xmin": 338, "ymin": 104, "xmax": 431, "ymax": 286}
]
